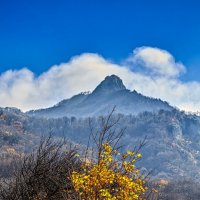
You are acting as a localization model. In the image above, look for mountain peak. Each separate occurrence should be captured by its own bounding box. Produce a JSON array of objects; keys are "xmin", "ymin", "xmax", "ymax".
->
[{"xmin": 92, "ymin": 75, "xmax": 126, "ymax": 94}]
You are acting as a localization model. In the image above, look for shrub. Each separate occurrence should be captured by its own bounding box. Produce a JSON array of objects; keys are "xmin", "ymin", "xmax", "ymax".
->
[
  {"xmin": 71, "ymin": 108, "xmax": 157, "ymax": 199},
  {"xmin": 0, "ymin": 109, "xmax": 157, "ymax": 200},
  {"xmin": 72, "ymin": 143, "xmax": 147, "ymax": 199},
  {"xmin": 0, "ymin": 136, "xmax": 80, "ymax": 200}
]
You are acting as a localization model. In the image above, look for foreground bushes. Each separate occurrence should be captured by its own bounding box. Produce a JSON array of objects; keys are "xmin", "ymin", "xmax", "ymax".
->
[
  {"xmin": 0, "ymin": 110, "xmax": 157, "ymax": 199},
  {"xmin": 0, "ymin": 136, "xmax": 80, "ymax": 200},
  {"xmin": 72, "ymin": 143, "xmax": 147, "ymax": 200}
]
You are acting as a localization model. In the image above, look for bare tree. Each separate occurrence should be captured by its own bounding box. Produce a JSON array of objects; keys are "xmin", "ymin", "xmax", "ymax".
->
[{"xmin": 0, "ymin": 136, "xmax": 80, "ymax": 200}]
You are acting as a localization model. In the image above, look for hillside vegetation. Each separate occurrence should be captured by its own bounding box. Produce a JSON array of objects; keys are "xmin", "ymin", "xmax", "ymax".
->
[{"xmin": 0, "ymin": 112, "xmax": 158, "ymax": 200}]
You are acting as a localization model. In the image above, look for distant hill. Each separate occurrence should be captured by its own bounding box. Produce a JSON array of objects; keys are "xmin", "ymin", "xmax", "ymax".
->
[{"xmin": 27, "ymin": 75, "xmax": 173, "ymax": 118}]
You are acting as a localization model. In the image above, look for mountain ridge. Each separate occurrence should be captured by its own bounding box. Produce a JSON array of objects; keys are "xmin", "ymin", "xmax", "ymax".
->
[{"xmin": 27, "ymin": 75, "xmax": 173, "ymax": 118}]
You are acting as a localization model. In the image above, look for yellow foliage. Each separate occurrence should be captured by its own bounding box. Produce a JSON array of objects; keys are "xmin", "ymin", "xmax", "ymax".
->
[{"xmin": 71, "ymin": 143, "xmax": 147, "ymax": 200}]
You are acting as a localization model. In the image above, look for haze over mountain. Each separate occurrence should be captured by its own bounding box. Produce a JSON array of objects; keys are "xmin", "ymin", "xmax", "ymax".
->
[
  {"xmin": 1, "ymin": 104, "xmax": 200, "ymax": 181},
  {"xmin": 28, "ymin": 75, "xmax": 173, "ymax": 118},
  {"xmin": 2, "ymin": 75, "xmax": 200, "ymax": 181}
]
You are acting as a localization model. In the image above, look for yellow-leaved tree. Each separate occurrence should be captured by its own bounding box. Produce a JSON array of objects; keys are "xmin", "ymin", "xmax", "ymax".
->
[{"xmin": 71, "ymin": 108, "xmax": 156, "ymax": 200}]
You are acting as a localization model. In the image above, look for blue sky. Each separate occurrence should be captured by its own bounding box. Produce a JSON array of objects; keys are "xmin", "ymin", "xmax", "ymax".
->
[
  {"xmin": 1, "ymin": 0, "xmax": 200, "ymax": 112},
  {"xmin": 1, "ymin": 0, "xmax": 200, "ymax": 80}
]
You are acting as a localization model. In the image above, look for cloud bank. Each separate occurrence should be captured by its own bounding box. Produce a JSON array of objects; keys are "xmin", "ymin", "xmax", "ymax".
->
[
  {"xmin": 0, "ymin": 46, "xmax": 200, "ymax": 112},
  {"xmin": 129, "ymin": 47, "xmax": 186, "ymax": 77}
]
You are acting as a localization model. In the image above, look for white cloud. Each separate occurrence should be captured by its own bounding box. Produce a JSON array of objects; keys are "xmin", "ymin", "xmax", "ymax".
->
[
  {"xmin": 129, "ymin": 46, "xmax": 186, "ymax": 77},
  {"xmin": 0, "ymin": 47, "xmax": 200, "ymax": 113},
  {"xmin": 0, "ymin": 54, "xmax": 132, "ymax": 111}
]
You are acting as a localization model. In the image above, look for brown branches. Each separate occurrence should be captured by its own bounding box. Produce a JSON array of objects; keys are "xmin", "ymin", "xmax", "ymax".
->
[{"xmin": 0, "ymin": 135, "xmax": 80, "ymax": 200}]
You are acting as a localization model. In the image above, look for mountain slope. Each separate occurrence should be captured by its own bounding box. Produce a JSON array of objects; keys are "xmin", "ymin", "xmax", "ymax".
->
[
  {"xmin": 2, "ymin": 107, "xmax": 200, "ymax": 181},
  {"xmin": 28, "ymin": 75, "xmax": 173, "ymax": 118}
]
